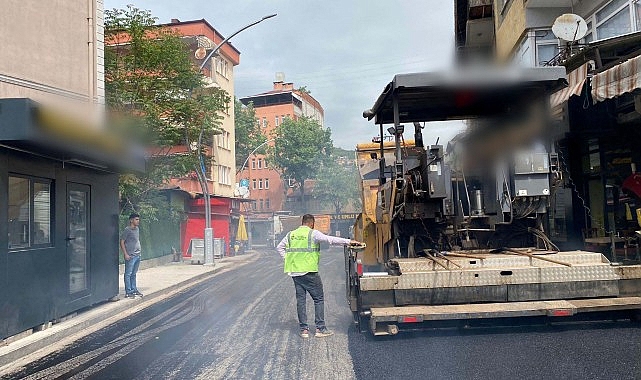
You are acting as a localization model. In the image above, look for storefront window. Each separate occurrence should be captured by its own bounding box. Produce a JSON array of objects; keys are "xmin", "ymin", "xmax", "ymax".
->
[
  {"xmin": 33, "ymin": 182, "xmax": 51, "ymax": 244},
  {"xmin": 8, "ymin": 177, "xmax": 30, "ymax": 249},
  {"xmin": 8, "ymin": 176, "xmax": 52, "ymax": 250}
]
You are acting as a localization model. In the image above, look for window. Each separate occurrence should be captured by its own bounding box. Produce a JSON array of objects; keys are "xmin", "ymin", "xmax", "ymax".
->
[
  {"xmin": 218, "ymin": 131, "xmax": 231, "ymax": 150},
  {"xmin": 252, "ymin": 179, "xmax": 257, "ymax": 189},
  {"xmin": 583, "ymin": 20, "xmax": 595, "ymax": 43},
  {"xmin": 218, "ymin": 166, "xmax": 231, "ymax": 185},
  {"xmin": 256, "ymin": 119, "xmax": 261, "ymax": 128},
  {"xmin": 258, "ymin": 179, "xmax": 263, "ymax": 189},
  {"xmin": 265, "ymin": 178, "xmax": 270, "ymax": 189},
  {"xmin": 262, "ymin": 117, "xmax": 268, "ymax": 128},
  {"xmin": 258, "ymin": 159, "xmax": 263, "ymax": 169},
  {"xmin": 583, "ymin": 0, "xmax": 641, "ymax": 42},
  {"xmin": 251, "ymin": 159, "xmax": 256, "ymax": 169},
  {"xmin": 215, "ymin": 57, "xmax": 229, "ymax": 79},
  {"xmin": 252, "ymin": 201, "xmax": 257, "ymax": 210},
  {"xmin": 597, "ymin": 0, "xmax": 628, "ymax": 23},
  {"xmin": 597, "ymin": 6, "xmax": 632, "ymax": 39},
  {"xmin": 8, "ymin": 176, "xmax": 52, "ymax": 250},
  {"xmin": 535, "ymin": 29, "xmax": 559, "ymax": 66},
  {"xmin": 265, "ymin": 198, "xmax": 271, "ymax": 209},
  {"xmin": 275, "ymin": 115, "xmax": 280, "ymax": 126},
  {"xmin": 259, "ymin": 199, "xmax": 264, "ymax": 210},
  {"xmin": 511, "ymin": 29, "xmax": 560, "ymax": 67}
]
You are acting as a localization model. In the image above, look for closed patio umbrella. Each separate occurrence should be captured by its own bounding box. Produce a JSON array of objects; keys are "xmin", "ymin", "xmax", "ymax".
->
[{"xmin": 237, "ymin": 214, "xmax": 248, "ymax": 241}]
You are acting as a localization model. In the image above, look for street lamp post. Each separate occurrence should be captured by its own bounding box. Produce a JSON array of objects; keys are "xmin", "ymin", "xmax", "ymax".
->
[
  {"xmin": 195, "ymin": 14, "xmax": 277, "ymax": 264},
  {"xmin": 237, "ymin": 138, "xmax": 275, "ymax": 250}
]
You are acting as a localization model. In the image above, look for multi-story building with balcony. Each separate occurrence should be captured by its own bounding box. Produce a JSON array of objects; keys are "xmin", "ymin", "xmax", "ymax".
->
[
  {"xmin": 239, "ymin": 79, "xmax": 325, "ymax": 213},
  {"xmin": 160, "ymin": 19, "xmax": 242, "ymax": 257},
  {"xmin": 238, "ymin": 79, "xmax": 325, "ymax": 245},
  {"xmin": 165, "ymin": 19, "xmax": 240, "ymax": 199},
  {"xmin": 105, "ymin": 17, "xmax": 242, "ymax": 257}
]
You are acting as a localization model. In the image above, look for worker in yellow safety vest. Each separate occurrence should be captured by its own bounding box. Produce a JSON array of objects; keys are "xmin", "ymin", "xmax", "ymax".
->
[{"xmin": 276, "ymin": 214, "xmax": 362, "ymax": 338}]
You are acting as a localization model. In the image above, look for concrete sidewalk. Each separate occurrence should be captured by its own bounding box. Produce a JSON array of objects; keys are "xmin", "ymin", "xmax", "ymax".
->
[{"xmin": 0, "ymin": 251, "xmax": 260, "ymax": 371}]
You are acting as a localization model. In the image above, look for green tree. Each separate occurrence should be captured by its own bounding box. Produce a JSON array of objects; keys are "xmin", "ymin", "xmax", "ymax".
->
[
  {"xmin": 314, "ymin": 160, "xmax": 361, "ymax": 214},
  {"xmin": 296, "ymin": 86, "xmax": 311, "ymax": 95},
  {"xmin": 234, "ymin": 98, "xmax": 266, "ymax": 170},
  {"xmin": 270, "ymin": 117, "xmax": 333, "ymax": 213},
  {"xmin": 105, "ymin": 5, "xmax": 229, "ymax": 221}
]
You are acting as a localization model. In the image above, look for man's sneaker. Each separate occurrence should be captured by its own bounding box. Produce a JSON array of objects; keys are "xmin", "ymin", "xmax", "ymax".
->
[
  {"xmin": 315, "ymin": 329, "xmax": 334, "ymax": 338},
  {"xmin": 124, "ymin": 293, "xmax": 136, "ymax": 299},
  {"xmin": 300, "ymin": 329, "xmax": 309, "ymax": 338},
  {"xmin": 133, "ymin": 291, "xmax": 144, "ymax": 297}
]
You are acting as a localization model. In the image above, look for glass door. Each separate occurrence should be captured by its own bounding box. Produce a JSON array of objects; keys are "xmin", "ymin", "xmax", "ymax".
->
[{"xmin": 67, "ymin": 183, "xmax": 90, "ymax": 296}]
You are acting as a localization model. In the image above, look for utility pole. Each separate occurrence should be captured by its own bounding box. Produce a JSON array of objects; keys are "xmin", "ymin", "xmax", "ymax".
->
[{"xmin": 196, "ymin": 14, "xmax": 277, "ymax": 264}]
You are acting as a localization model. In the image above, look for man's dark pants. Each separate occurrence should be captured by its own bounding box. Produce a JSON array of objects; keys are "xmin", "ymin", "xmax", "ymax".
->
[{"xmin": 292, "ymin": 272, "xmax": 325, "ymax": 332}]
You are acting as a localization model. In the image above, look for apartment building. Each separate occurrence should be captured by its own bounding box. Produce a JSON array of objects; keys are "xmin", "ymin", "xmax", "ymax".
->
[
  {"xmin": 239, "ymin": 79, "xmax": 325, "ymax": 214},
  {"xmin": 455, "ymin": 0, "xmax": 641, "ymax": 249},
  {"xmin": 161, "ymin": 19, "xmax": 242, "ymax": 257},
  {"xmin": 0, "ymin": 1, "xmax": 140, "ymax": 340},
  {"xmin": 238, "ymin": 79, "xmax": 325, "ymax": 245},
  {"xmin": 165, "ymin": 19, "xmax": 240, "ymax": 198}
]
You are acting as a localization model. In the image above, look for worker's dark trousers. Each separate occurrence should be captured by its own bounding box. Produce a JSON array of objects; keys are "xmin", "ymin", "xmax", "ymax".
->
[{"xmin": 292, "ymin": 272, "xmax": 325, "ymax": 331}]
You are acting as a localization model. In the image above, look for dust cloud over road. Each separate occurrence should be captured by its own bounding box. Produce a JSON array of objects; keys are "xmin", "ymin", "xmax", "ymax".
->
[
  {"xmin": 5, "ymin": 247, "xmax": 641, "ymax": 380},
  {"xmin": 3, "ymin": 249, "xmax": 356, "ymax": 379}
]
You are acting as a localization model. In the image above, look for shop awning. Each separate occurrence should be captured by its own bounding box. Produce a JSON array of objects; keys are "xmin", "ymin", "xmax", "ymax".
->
[
  {"xmin": 550, "ymin": 62, "xmax": 591, "ymax": 109},
  {"xmin": 592, "ymin": 55, "xmax": 641, "ymax": 103}
]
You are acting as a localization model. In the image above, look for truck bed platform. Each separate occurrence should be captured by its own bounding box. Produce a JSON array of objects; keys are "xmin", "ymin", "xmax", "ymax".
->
[{"xmin": 369, "ymin": 296, "xmax": 641, "ymax": 335}]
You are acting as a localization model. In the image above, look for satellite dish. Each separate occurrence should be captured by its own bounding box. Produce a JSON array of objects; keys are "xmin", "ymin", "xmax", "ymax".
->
[
  {"xmin": 195, "ymin": 47, "xmax": 207, "ymax": 60},
  {"xmin": 552, "ymin": 13, "xmax": 588, "ymax": 41}
]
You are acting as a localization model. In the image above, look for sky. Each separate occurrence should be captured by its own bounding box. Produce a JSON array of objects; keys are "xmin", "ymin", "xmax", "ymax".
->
[{"xmin": 105, "ymin": 0, "xmax": 465, "ymax": 149}]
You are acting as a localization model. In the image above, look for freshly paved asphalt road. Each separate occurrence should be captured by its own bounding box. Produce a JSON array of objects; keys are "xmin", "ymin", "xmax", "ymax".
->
[{"xmin": 4, "ymin": 247, "xmax": 641, "ymax": 379}]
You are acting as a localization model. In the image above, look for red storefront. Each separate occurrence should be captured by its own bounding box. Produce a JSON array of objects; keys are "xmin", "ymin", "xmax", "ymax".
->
[{"xmin": 181, "ymin": 196, "xmax": 237, "ymax": 258}]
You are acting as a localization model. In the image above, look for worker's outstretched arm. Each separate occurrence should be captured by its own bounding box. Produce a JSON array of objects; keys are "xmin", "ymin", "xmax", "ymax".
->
[{"xmin": 311, "ymin": 230, "xmax": 360, "ymax": 246}]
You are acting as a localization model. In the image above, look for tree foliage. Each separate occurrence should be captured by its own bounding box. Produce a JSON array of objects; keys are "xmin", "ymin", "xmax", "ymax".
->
[
  {"xmin": 270, "ymin": 117, "xmax": 333, "ymax": 212},
  {"xmin": 314, "ymin": 160, "xmax": 361, "ymax": 214},
  {"xmin": 105, "ymin": 5, "xmax": 229, "ymax": 220},
  {"xmin": 234, "ymin": 98, "xmax": 266, "ymax": 170},
  {"xmin": 296, "ymin": 86, "xmax": 311, "ymax": 95}
]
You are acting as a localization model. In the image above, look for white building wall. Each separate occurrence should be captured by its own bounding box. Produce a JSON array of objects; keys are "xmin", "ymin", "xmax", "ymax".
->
[
  {"xmin": 210, "ymin": 55, "xmax": 237, "ymax": 198},
  {"xmin": 0, "ymin": 0, "xmax": 103, "ymax": 122}
]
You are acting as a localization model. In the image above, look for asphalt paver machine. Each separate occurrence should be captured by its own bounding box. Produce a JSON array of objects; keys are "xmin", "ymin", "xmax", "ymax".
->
[{"xmin": 346, "ymin": 66, "xmax": 641, "ymax": 335}]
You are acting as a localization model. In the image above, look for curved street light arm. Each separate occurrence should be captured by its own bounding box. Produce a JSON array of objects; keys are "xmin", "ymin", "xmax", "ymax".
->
[
  {"xmin": 237, "ymin": 138, "xmax": 276, "ymax": 174},
  {"xmin": 198, "ymin": 14, "xmax": 277, "ymax": 72}
]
